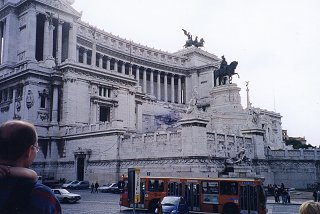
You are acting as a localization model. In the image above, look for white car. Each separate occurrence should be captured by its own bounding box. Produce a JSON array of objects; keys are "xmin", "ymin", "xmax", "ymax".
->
[
  {"xmin": 52, "ymin": 189, "xmax": 81, "ymax": 203},
  {"xmin": 98, "ymin": 183, "xmax": 119, "ymax": 193}
]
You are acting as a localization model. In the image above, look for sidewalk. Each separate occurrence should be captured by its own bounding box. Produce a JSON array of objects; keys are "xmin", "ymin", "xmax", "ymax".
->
[{"xmin": 267, "ymin": 198, "xmax": 307, "ymax": 205}]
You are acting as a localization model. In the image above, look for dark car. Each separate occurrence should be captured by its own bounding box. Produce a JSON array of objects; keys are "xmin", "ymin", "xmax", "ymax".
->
[
  {"xmin": 155, "ymin": 196, "xmax": 189, "ymax": 214},
  {"xmin": 71, "ymin": 181, "xmax": 90, "ymax": 190}
]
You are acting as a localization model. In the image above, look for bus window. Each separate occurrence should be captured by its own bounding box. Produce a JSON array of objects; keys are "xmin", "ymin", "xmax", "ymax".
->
[
  {"xmin": 220, "ymin": 181, "xmax": 238, "ymax": 195},
  {"xmin": 202, "ymin": 181, "xmax": 218, "ymax": 194},
  {"xmin": 168, "ymin": 182, "xmax": 182, "ymax": 196},
  {"xmin": 148, "ymin": 179, "xmax": 164, "ymax": 192}
]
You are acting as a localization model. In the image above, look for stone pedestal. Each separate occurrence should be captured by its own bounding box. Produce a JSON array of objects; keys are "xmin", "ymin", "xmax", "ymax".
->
[
  {"xmin": 179, "ymin": 117, "xmax": 209, "ymax": 156},
  {"xmin": 242, "ymin": 129, "xmax": 265, "ymax": 159},
  {"xmin": 221, "ymin": 164, "xmax": 257, "ymax": 178},
  {"xmin": 209, "ymin": 83, "xmax": 242, "ymax": 112}
]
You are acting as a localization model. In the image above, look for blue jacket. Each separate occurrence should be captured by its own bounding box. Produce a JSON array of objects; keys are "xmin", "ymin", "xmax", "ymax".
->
[{"xmin": 0, "ymin": 177, "xmax": 61, "ymax": 214}]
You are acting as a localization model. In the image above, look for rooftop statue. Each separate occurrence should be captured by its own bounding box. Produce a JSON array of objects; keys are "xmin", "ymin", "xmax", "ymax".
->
[
  {"xmin": 182, "ymin": 29, "xmax": 205, "ymax": 48},
  {"xmin": 214, "ymin": 55, "xmax": 239, "ymax": 86}
]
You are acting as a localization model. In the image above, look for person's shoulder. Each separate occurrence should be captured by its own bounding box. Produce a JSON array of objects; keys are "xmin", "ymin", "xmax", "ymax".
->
[
  {"xmin": 30, "ymin": 183, "xmax": 62, "ymax": 213},
  {"xmin": 32, "ymin": 183, "xmax": 54, "ymax": 194}
]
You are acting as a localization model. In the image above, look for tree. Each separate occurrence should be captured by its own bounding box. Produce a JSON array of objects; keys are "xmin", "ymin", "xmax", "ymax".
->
[{"xmin": 284, "ymin": 139, "xmax": 314, "ymax": 149}]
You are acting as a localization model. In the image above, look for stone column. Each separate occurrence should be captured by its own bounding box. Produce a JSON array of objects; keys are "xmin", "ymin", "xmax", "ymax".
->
[
  {"xmin": 9, "ymin": 88, "xmax": 16, "ymax": 118},
  {"xmin": 171, "ymin": 74, "xmax": 175, "ymax": 103},
  {"xmin": 51, "ymin": 85, "xmax": 59, "ymax": 124},
  {"xmin": 129, "ymin": 64, "xmax": 133, "ymax": 76},
  {"xmin": 76, "ymin": 45, "xmax": 80, "ymax": 62},
  {"xmin": 48, "ymin": 23, "xmax": 55, "ymax": 60},
  {"xmin": 114, "ymin": 59, "xmax": 118, "ymax": 72},
  {"xmin": 0, "ymin": 22, "xmax": 3, "ymax": 64},
  {"xmin": 57, "ymin": 20, "xmax": 63, "ymax": 64},
  {"xmin": 136, "ymin": 66, "xmax": 140, "ymax": 86},
  {"xmin": 178, "ymin": 75, "xmax": 182, "ymax": 104},
  {"xmin": 143, "ymin": 68, "xmax": 147, "ymax": 93},
  {"xmin": 121, "ymin": 62, "xmax": 125, "ymax": 74},
  {"xmin": 107, "ymin": 58, "xmax": 111, "ymax": 70},
  {"xmin": 91, "ymin": 44, "xmax": 96, "ymax": 66},
  {"xmin": 91, "ymin": 102, "xmax": 97, "ymax": 124},
  {"xmin": 83, "ymin": 49, "xmax": 87, "ymax": 65},
  {"xmin": 185, "ymin": 76, "xmax": 189, "ymax": 104},
  {"xmin": 164, "ymin": 72, "xmax": 168, "ymax": 102},
  {"xmin": 157, "ymin": 71, "xmax": 161, "ymax": 100},
  {"xmin": 68, "ymin": 23, "xmax": 77, "ymax": 62},
  {"xmin": 26, "ymin": 8, "xmax": 37, "ymax": 61},
  {"xmin": 43, "ymin": 17, "xmax": 49, "ymax": 60},
  {"xmin": 98, "ymin": 54, "xmax": 103, "ymax": 68},
  {"xmin": 150, "ymin": 70, "xmax": 154, "ymax": 96},
  {"xmin": 2, "ymin": 13, "xmax": 18, "ymax": 64}
]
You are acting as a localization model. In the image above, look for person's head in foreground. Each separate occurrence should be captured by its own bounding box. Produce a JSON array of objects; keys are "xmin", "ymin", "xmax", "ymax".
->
[
  {"xmin": 0, "ymin": 120, "xmax": 38, "ymax": 167},
  {"xmin": 300, "ymin": 201, "xmax": 320, "ymax": 214}
]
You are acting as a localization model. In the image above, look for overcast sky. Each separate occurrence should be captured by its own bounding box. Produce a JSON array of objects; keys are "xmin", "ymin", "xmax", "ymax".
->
[{"xmin": 72, "ymin": 0, "xmax": 320, "ymax": 146}]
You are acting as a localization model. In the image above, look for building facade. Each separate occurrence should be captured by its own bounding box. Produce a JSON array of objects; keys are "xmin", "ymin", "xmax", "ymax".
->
[{"xmin": 0, "ymin": 0, "xmax": 317, "ymax": 189}]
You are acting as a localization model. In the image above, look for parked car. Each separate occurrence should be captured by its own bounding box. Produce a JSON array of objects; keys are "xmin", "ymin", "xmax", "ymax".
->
[
  {"xmin": 155, "ymin": 196, "xmax": 189, "ymax": 214},
  {"xmin": 98, "ymin": 183, "xmax": 120, "ymax": 193},
  {"xmin": 62, "ymin": 180, "xmax": 79, "ymax": 189},
  {"xmin": 71, "ymin": 181, "xmax": 90, "ymax": 190},
  {"xmin": 52, "ymin": 189, "xmax": 81, "ymax": 203}
]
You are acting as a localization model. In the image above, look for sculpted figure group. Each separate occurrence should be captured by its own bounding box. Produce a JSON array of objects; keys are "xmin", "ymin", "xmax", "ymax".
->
[{"xmin": 182, "ymin": 29, "xmax": 205, "ymax": 48}]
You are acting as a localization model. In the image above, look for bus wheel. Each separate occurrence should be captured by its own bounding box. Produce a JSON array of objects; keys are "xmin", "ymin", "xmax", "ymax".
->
[
  {"xmin": 148, "ymin": 200, "xmax": 159, "ymax": 213},
  {"xmin": 222, "ymin": 203, "xmax": 239, "ymax": 214}
]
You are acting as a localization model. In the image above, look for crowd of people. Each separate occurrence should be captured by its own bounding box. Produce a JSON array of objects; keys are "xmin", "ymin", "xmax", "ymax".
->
[{"xmin": 267, "ymin": 183, "xmax": 291, "ymax": 204}]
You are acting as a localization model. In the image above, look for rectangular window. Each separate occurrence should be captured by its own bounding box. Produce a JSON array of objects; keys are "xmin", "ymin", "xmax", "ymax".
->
[
  {"xmin": 99, "ymin": 87, "xmax": 102, "ymax": 96},
  {"xmin": 40, "ymin": 96, "xmax": 46, "ymax": 108},
  {"xmin": 99, "ymin": 106, "xmax": 110, "ymax": 122}
]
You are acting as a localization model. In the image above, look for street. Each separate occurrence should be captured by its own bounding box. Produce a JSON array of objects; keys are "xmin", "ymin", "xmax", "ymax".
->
[{"xmin": 60, "ymin": 189, "xmax": 306, "ymax": 214}]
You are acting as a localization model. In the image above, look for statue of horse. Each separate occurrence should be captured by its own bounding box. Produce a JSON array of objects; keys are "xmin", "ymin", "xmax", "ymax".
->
[
  {"xmin": 194, "ymin": 38, "xmax": 205, "ymax": 48},
  {"xmin": 214, "ymin": 61, "xmax": 239, "ymax": 86},
  {"xmin": 184, "ymin": 38, "xmax": 193, "ymax": 48}
]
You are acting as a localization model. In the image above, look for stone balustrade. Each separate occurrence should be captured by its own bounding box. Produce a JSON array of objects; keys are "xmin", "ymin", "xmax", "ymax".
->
[
  {"xmin": 268, "ymin": 149, "xmax": 320, "ymax": 160},
  {"xmin": 60, "ymin": 122, "xmax": 113, "ymax": 136}
]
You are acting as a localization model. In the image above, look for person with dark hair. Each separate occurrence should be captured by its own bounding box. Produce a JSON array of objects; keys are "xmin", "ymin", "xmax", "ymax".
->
[
  {"xmin": 0, "ymin": 120, "xmax": 61, "ymax": 214},
  {"xmin": 95, "ymin": 181, "xmax": 99, "ymax": 193}
]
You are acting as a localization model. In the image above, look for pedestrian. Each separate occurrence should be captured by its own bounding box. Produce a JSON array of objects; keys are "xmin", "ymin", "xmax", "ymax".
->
[
  {"xmin": 274, "ymin": 188, "xmax": 279, "ymax": 203},
  {"xmin": 313, "ymin": 190, "xmax": 317, "ymax": 202},
  {"xmin": 282, "ymin": 189, "xmax": 288, "ymax": 204},
  {"xmin": 299, "ymin": 201, "xmax": 320, "ymax": 214},
  {"xmin": 317, "ymin": 190, "xmax": 320, "ymax": 202},
  {"xmin": 91, "ymin": 182, "xmax": 95, "ymax": 193},
  {"xmin": 287, "ymin": 189, "xmax": 291, "ymax": 204},
  {"xmin": 156, "ymin": 201, "xmax": 163, "ymax": 214},
  {"xmin": 95, "ymin": 181, "xmax": 99, "ymax": 193},
  {"xmin": 0, "ymin": 120, "xmax": 61, "ymax": 213}
]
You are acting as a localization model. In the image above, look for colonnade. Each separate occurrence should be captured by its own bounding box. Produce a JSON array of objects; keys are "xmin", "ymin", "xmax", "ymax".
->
[
  {"xmin": 42, "ymin": 13, "xmax": 76, "ymax": 64},
  {"xmin": 77, "ymin": 45, "xmax": 187, "ymax": 104}
]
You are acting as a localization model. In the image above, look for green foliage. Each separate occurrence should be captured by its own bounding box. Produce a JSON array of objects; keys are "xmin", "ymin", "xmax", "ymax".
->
[{"xmin": 285, "ymin": 139, "xmax": 315, "ymax": 149}]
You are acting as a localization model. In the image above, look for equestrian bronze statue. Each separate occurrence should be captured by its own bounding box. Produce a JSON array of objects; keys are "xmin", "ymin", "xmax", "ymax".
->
[{"xmin": 214, "ymin": 55, "xmax": 239, "ymax": 86}]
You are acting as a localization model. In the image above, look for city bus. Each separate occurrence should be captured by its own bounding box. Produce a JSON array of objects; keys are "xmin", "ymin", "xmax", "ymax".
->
[{"xmin": 119, "ymin": 176, "xmax": 266, "ymax": 214}]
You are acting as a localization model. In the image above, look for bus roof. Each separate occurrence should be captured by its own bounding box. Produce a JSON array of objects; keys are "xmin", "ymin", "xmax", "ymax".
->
[{"xmin": 137, "ymin": 176, "xmax": 262, "ymax": 182}]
